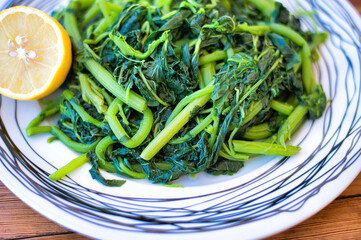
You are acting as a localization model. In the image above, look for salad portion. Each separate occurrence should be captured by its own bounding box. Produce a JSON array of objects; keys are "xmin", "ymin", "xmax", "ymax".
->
[{"xmin": 27, "ymin": 0, "xmax": 327, "ymax": 185}]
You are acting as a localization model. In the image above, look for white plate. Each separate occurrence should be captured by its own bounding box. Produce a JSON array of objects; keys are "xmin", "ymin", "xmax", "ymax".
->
[{"xmin": 1, "ymin": 0, "xmax": 361, "ymax": 239}]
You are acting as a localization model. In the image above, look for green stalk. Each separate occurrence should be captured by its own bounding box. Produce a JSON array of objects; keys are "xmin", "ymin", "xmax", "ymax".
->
[
  {"xmin": 277, "ymin": 104, "xmax": 308, "ymax": 146},
  {"xmin": 78, "ymin": 73, "xmax": 107, "ymax": 113},
  {"xmin": 84, "ymin": 58, "xmax": 147, "ymax": 113},
  {"xmin": 51, "ymin": 126, "xmax": 100, "ymax": 153},
  {"xmin": 267, "ymin": 23, "xmax": 315, "ymax": 93},
  {"xmin": 106, "ymin": 98, "xmax": 153, "ymax": 148},
  {"xmin": 200, "ymin": 62, "xmax": 216, "ymax": 87},
  {"xmin": 219, "ymin": 149, "xmax": 249, "ymax": 161},
  {"xmin": 247, "ymin": 0, "xmax": 276, "ymax": 18},
  {"xmin": 243, "ymin": 101, "xmax": 263, "ymax": 125},
  {"xmin": 109, "ymin": 30, "xmax": 169, "ymax": 59},
  {"xmin": 114, "ymin": 157, "xmax": 146, "ymax": 179},
  {"xmin": 95, "ymin": 136, "xmax": 116, "ymax": 164},
  {"xmin": 64, "ymin": 2, "xmax": 83, "ymax": 51},
  {"xmin": 270, "ymin": 99, "xmax": 294, "ymax": 115},
  {"xmin": 26, "ymin": 126, "xmax": 52, "ymax": 136},
  {"xmin": 242, "ymin": 123, "xmax": 273, "ymax": 140},
  {"xmin": 81, "ymin": 1, "xmax": 100, "ymax": 27},
  {"xmin": 63, "ymin": 90, "xmax": 104, "ymax": 128},
  {"xmin": 268, "ymin": 23, "xmax": 307, "ymax": 46},
  {"xmin": 233, "ymin": 140, "xmax": 301, "ymax": 156},
  {"xmin": 27, "ymin": 101, "xmax": 60, "ymax": 130},
  {"xmin": 97, "ymin": 0, "xmax": 113, "ymax": 25},
  {"xmin": 49, "ymin": 153, "xmax": 89, "ymax": 181},
  {"xmin": 169, "ymin": 114, "xmax": 213, "ymax": 144},
  {"xmin": 301, "ymin": 44, "xmax": 315, "ymax": 93},
  {"xmin": 199, "ymin": 50, "xmax": 227, "ymax": 65},
  {"xmin": 141, "ymin": 94, "xmax": 211, "ymax": 160},
  {"xmin": 166, "ymin": 85, "xmax": 214, "ymax": 125}
]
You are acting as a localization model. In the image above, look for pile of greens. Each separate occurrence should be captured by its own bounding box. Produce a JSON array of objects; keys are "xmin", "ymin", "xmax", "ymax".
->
[{"xmin": 27, "ymin": 0, "xmax": 327, "ymax": 186}]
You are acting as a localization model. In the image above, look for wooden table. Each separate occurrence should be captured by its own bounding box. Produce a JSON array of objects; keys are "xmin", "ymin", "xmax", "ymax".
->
[{"xmin": 2, "ymin": 1, "xmax": 361, "ymax": 239}]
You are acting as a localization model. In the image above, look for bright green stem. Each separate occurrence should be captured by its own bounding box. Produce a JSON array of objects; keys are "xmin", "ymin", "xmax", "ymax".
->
[
  {"xmin": 115, "ymin": 157, "xmax": 146, "ymax": 179},
  {"xmin": 278, "ymin": 104, "xmax": 308, "ymax": 146},
  {"xmin": 200, "ymin": 62, "xmax": 216, "ymax": 87},
  {"xmin": 270, "ymin": 100, "xmax": 294, "ymax": 115},
  {"xmin": 72, "ymin": 0, "xmax": 96, "ymax": 10},
  {"xmin": 49, "ymin": 153, "xmax": 89, "ymax": 181},
  {"xmin": 219, "ymin": 150, "xmax": 249, "ymax": 161},
  {"xmin": 63, "ymin": 90, "xmax": 104, "ymax": 128},
  {"xmin": 95, "ymin": 136, "xmax": 117, "ymax": 173},
  {"xmin": 109, "ymin": 30, "xmax": 169, "ymax": 59},
  {"xmin": 141, "ymin": 94, "xmax": 211, "ymax": 160},
  {"xmin": 267, "ymin": 23, "xmax": 315, "ymax": 93},
  {"xmin": 95, "ymin": 136, "xmax": 116, "ymax": 164},
  {"xmin": 26, "ymin": 126, "xmax": 52, "ymax": 136},
  {"xmin": 51, "ymin": 126, "xmax": 100, "ymax": 153},
  {"xmin": 169, "ymin": 114, "xmax": 213, "ymax": 144},
  {"xmin": 79, "ymin": 73, "xmax": 107, "ymax": 113},
  {"xmin": 81, "ymin": 1, "xmax": 100, "ymax": 27},
  {"xmin": 84, "ymin": 58, "xmax": 147, "ymax": 113},
  {"xmin": 243, "ymin": 101, "xmax": 263, "ymax": 125},
  {"xmin": 301, "ymin": 44, "xmax": 315, "ymax": 93},
  {"xmin": 97, "ymin": 0, "xmax": 113, "ymax": 25},
  {"xmin": 64, "ymin": 3, "xmax": 83, "ymax": 51},
  {"xmin": 268, "ymin": 23, "xmax": 307, "ymax": 46},
  {"xmin": 233, "ymin": 140, "xmax": 301, "ymax": 156},
  {"xmin": 166, "ymin": 85, "xmax": 214, "ymax": 125},
  {"xmin": 219, "ymin": 147, "xmax": 249, "ymax": 161},
  {"xmin": 247, "ymin": 0, "xmax": 276, "ymax": 17},
  {"xmin": 242, "ymin": 123, "xmax": 273, "ymax": 140},
  {"xmin": 235, "ymin": 23, "xmax": 271, "ymax": 35},
  {"xmin": 199, "ymin": 50, "xmax": 227, "ymax": 65},
  {"xmin": 106, "ymin": 98, "xmax": 153, "ymax": 148},
  {"xmin": 27, "ymin": 101, "xmax": 60, "ymax": 130}
]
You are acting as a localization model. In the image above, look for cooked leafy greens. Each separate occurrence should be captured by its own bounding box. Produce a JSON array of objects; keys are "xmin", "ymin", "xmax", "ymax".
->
[{"xmin": 27, "ymin": 0, "xmax": 327, "ymax": 186}]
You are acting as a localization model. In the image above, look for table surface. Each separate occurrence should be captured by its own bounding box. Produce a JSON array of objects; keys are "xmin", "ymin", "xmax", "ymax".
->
[{"xmin": 2, "ymin": 1, "xmax": 361, "ymax": 239}]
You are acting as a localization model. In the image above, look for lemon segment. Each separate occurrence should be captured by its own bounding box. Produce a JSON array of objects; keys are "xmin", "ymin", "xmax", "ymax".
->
[{"xmin": 0, "ymin": 6, "xmax": 72, "ymax": 100}]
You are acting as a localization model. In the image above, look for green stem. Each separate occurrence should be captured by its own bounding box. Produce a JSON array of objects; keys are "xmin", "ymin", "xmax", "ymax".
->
[
  {"xmin": 97, "ymin": 0, "xmax": 113, "ymax": 25},
  {"xmin": 84, "ymin": 58, "xmax": 147, "ymax": 113},
  {"xmin": 51, "ymin": 126, "xmax": 100, "ymax": 153},
  {"xmin": 270, "ymin": 99, "xmax": 294, "ymax": 115},
  {"xmin": 277, "ymin": 104, "xmax": 308, "ymax": 146},
  {"xmin": 95, "ymin": 136, "xmax": 116, "ymax": 164},
  {"xmin": 166, "ymin": 85, "xmax": 214, "ymax": 125},
  {"xmin": 63, "ymin": 90, "xmax": 104, "ymax": 128},
  {"xmin": 27, "ymin": 101, "xmax": 60, "ymax": 129},
  {"xmin": 242, "ymin": 123, "xmax": 273, "ymax": 140},
  {"xmin": 247, "ymin": 0, "xmax": 276, "ymax": 18},
  {"xmin": 109, "ymin": 30, "xmax": 169, "ymax": 59},
  {"xmin": 169, "ymin": 114, "xmax": 213, "ymax": 144},
  {"xmin": 49, "ymin": 153, "xmax": 89, "ymax": 181},
  {"xmin": 81, "ymin": 1, "xmax": 100, "ymax": 27},
  {"xmin": 200, "ymin": 62, "xmax": 216, "ymax": 87},
  {"xmin": 199, "ymin": 50, "xmax": 227, "ymax": 65},
  {"xmin": 64, "ymin": 3, "xmax": 83, "ymax": 51},
  {"xmin": 26, "ymin": 126, "xmax": 52, "ymax": 136},
  {"xmin": 233, "ymin": 140, "xmax": 301, "ymax": 156},
  {"xmin": 78, "ymin": 73, "xmax": 107, "ymax": 113},
  {"xmin": 106, "ymin": 98, "xmax": 153, "ymax": 148},
  {"xmin": 243, "ymin": 101, "xmax": 263, "ymax": 125},
  {"xmin": 301, "ymin": 44, "xmax": 314, "ymax": 93},
  {"xmin": 114, "ymin": 157, "xmax": 146, "ymax": 179},
  {"xmin": 141, "ymin": 94, "xmax": 211, "ymax": 160}
]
